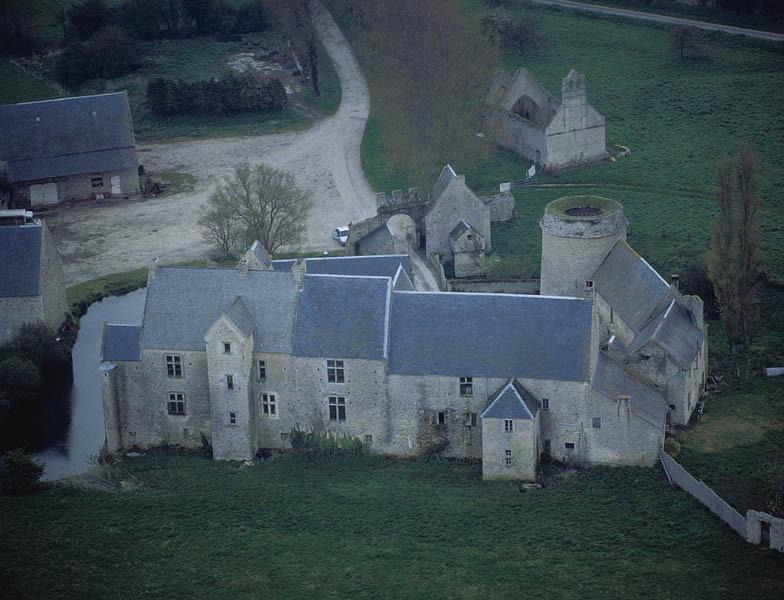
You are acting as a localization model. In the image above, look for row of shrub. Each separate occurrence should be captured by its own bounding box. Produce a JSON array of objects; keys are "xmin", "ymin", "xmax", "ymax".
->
[
  {"xmin": 146, "ymin": 73, "xmax": 287, "ymax": 116},
  {"xmin": 289, "ymin": 426, "xmax": 367, "ymax": 455},
  {"xmin": 72, "ymin": 0, "xmax": 269, "ymax": 42}
]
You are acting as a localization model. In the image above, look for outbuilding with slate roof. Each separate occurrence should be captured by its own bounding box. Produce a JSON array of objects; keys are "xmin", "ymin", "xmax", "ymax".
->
[
  {"xmin": 0, "ymin": 210, "xmax": 68, "ymax": 343},
  {"xmin": 0, "ymin": 92, "xmax": 140, "ymax": 208}
]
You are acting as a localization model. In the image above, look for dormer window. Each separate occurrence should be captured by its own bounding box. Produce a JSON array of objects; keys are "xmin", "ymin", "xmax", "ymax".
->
[{"xmin": 223, "ymin": 342, "xmax": 232, "ymax": 354}]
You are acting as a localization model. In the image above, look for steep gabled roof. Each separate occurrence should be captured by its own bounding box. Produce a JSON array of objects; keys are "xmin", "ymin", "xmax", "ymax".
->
[
  {"xmin": 392, "ymin": 264, "xmax": 415, "ymax": 291},
  {"xmin": 140, "ymin": 267, "xmax": 297, "ymax": 353},
  {"xmin": 628, "ymin": 299, "xmax": 704, "ymax": 368},
  {"xmin": 0, "ymin": 92, "xmax": 137, "ymax": 183},
  {"xmin": 430, "ymin": 164, "xmax": 457, "ymax": 202},
  {"xmin": 592, "ymin": 352, "xmax": 666, "ymax": 427},
  {"xmin": 0, "ymin": 222, "xmax": 42, "ymax": 297},
  {"xmin": 222, "ymin": 295, "xmax": 255, "ymax": 338},
  {"xmin": 357, "ymin": 223, "xmax": 396, "ymax": 255},
  {"xmin": 102, "ymin": 324, "xmax": 141, "ymax": 362},
  {"xmin": 592, "ymin": 240, "xmax": 672, "ymax": 332},
  {"xmin": 297, "ymin": 255, "xmax": 412, "ymax": 279},
  {"xmin": 482, "ymin": 379, "xmax": 540, "ymax": 420},
  {"xmin": 293, "ymin": 274, "xmax": 391, "ymax": 360},
  {"xmin": 449, "ymin": 220, "xmax": 472, "ymax": 241},
  {"xmin": 388, "ymin": 291, "xmax": 592, "ymax": 380}
]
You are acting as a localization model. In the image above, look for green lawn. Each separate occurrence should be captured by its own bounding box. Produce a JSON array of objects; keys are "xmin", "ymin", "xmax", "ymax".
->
[{"xmin": 1, "ymin": 451, "xmax": 782, "ymax": 599}]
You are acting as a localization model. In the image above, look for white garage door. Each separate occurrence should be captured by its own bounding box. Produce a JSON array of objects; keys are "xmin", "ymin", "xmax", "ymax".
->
[{"xmin": 29, "ymin": 182, "xmax": 59, "ymax": 206}]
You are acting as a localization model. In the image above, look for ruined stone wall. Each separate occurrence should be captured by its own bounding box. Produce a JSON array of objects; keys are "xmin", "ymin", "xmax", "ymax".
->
[{"xmin": 546, "ymin": 100, "xmax": 607, "ymax": 169}]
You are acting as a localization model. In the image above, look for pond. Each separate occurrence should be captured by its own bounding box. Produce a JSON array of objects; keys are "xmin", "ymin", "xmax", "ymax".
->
[{"xmin": 34, "ymin": 288, "xmax": 147, "ymax": 480}]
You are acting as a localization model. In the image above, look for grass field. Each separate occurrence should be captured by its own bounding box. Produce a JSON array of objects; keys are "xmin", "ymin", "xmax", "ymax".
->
[{"xmin": 1, "ymin": 451, "xmax": 782, "ymax": 599}]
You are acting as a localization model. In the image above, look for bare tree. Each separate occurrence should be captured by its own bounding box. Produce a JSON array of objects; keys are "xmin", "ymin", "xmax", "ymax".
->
[
  {"xmin": 707, "ymin": 146, "xmax": 764, "ymax": 359},
  {"xmin": 671, "ymin": 26, "xmax": 699, "ymax": 60},
  {"xmin": 199, "ymin": 163, "xmax": 313, "ymax": 256}
]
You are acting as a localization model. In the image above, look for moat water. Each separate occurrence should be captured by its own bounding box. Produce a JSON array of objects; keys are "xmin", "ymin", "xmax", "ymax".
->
[{"xmin": 35, "ymin": 288, "xmax": 147, "ymax": 480}]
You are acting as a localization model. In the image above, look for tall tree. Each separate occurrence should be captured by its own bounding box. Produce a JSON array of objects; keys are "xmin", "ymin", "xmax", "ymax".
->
[
  {"xmin": 199, "ymin": 163, "xmax": 313, "ymax": 255},
  {"xmin": 707, "ymin": 146, "xmax": 764, "ymax": 358}
]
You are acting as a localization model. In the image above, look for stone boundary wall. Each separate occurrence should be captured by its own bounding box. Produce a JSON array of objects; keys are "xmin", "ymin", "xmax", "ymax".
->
[
  {"xmin": 660, "ymin": 451, "xmax": 747, "ymax": 537},
  {"xmin": 448, "ymin": 279, "xmax": 540, "ymax": 295}
]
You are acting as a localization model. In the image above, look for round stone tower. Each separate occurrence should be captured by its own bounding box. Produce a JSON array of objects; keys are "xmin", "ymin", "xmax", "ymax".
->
[{"xmin": 539, "ymin": 195, "xmax": 627, "ymax": 297}]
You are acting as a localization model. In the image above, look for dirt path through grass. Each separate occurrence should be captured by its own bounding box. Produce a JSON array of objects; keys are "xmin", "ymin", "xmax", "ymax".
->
[{"xmin": 48, "ymin": 0, "xmax": 376, "ymax": 285}]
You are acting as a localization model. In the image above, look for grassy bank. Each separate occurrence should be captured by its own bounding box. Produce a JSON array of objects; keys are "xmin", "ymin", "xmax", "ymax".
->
[{"xmin": 1, "ymin": 451, "xmax": 782, "ymax": 599}]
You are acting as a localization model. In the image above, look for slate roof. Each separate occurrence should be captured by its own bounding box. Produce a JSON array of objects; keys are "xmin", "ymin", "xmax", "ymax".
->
[
  {"xmin": 388, "ymin": 292, "xmax": 592, "ymax": 380},
  {"xmin": 293, "ymin": 275, "xmax": 391, "ymax": 360},
  {"xmin": 102, "ymin": 324, "xmax": 141, "ymax": 362},
  {"xmin": 482, "ymin": 379, "xmax": 540, "ymax": 420},
  {"xmin": 592, "ymin": 352, "xmax": 665, "ymax": 427},
  {"xmin": 592, "ymin": 240, "xmax": 672, "ymax": 332},
  {"xmin": 0, "ymin": 92, "xmax": 138, "ymax": 183},
  {"xmin": 627, "ymin": 299, "xmax": 704, "ymax": 368},
  {"xmin": 449, "ymin": 220, "xmax": 471, "ymax": 241},
  {"xmin": 301, "ymin": 255, "xmax": 412, "ymax": 279},
  {"xmin": 223, "ymin": 296, "xmax": 256, "ymax": 337},
  {"xmin": 392, "ymin": 265, "xmax": 415, "ymax": 291},
  {"xmin": 140, "ymin": 267, "xmax": 297, "ymax": 353},
  {"xmin": 0, "ymin": 222, "xmax": 42, "ymax": 296},
  {"xmin": 272, "ymin": 259, "xmax": 296, "ymax": 271},
  {"xmin": 430, "ymin": 164, "xmax": 457, "ymax": 201},
  {"xmin": 357, "ymin": 224, "xmax": 396, "ymax": 255}
]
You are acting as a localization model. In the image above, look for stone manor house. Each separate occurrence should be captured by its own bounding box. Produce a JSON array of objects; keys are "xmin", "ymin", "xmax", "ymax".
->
[{"xmin": 101, "ymin": 198, "xmax": 707, "ymax": 480}]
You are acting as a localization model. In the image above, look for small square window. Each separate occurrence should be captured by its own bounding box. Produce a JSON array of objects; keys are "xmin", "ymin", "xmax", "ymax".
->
[
  {"xmin": 542, "ymin": 398, "xmax": 549, "ymax": 412},
  {"xmin": 364, "ymin": 434, "xmax": 373, "ymax": 446},
  {"xmin": 504, "ymin": 419, "xmax": 514, "ymax": 432},
  {"xmin": 258, "ymin": 360, "xmax": 267, "ymax": 381},
  {"xmin": 229, "ymin": 412, "xmax": 237, "ymax": 425},
  {"xmin": 592, "ymin": 417, "xmax": 602, "ymax": 429},
  {"xmin": 327, "ymin": 359, "xmax": 345, "ymax": 383},
  {"xmin": 585, "ymin": 280, "xmax": 594, "ymax": 288},
  {"xmin": 565, "ymin": 442, "xmax": 575, "ymax": 450},
  {"xmin": 328, "ymin": 396, "xmax": 346, "ymax": 421},
  {"xmin": 459, "ymin": 376, "xmax": 473, "ymax": 397},
  {"xmin": 90, "ymin": 176, "xmax": 104, "ymax": 188},
  {"xmin": 504, "ymin": 449, "xmax": 512, "ymax": 466},
  {"xmin": 226, "ymin": 374, "xmax": 234, "ymax": 390},
  {"xmin": 223, "ymin": 342, "xmax": 231, "ymax": 354}
]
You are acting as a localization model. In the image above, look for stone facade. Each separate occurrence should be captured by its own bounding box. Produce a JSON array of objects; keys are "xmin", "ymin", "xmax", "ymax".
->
[
  {"xmin": 11, "ymin": 167, "xmax": 140, "ymax": 207},
  {"xmin": 485, "ymin": 68, "xmax": 608, "ymax": 170},
  {"xmin": 0, "ymin": 213, "xmax": 68, "ymax": 343},
  {"xmin": 103, "ymin": 192, "xmax": 707, "ymax": 481}
]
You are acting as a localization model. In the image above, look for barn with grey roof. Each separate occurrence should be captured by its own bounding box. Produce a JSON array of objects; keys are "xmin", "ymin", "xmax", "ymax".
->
[
  {"xmin": 0, "ymin": 210, "xmax": 68, "ymax": 343},
  {"xmin": 0, "ymin": 92, "xmax": 140, "ymax": 208},
  {"xmin": 101, "ymin": 192, "xmax": 707, "ymax": 480}
]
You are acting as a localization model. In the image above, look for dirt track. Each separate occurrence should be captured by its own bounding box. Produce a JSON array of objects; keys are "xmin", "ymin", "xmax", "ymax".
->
[{"xmin": 48, "ymin": 0, "xmax": 377, "ymax": 285}]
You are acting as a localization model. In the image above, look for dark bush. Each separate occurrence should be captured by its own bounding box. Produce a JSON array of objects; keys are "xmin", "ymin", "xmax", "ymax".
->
[
  {"xmin": 147, "ymin": 73, "xmax": 287, "ymax": 115},
  {"xmin": 67, "ymin": 0, "xmax": 115, "ymax": 41},
  {"xmin": 119, "ymin": 0, "xmax": 167, "ymax": 40},
  {"xmin": 0, "ymin": 0, "xmax": 37, "ymax": 55},
  {"xmin": 0, "ymin": 449, "xmax": 44, "ymax": 494},
  {"xmin": 233, "ymin": 3, "xmax": 268, "ymax": 34},
  {"xmin": 58, "ymin": 26, "xmax": 139, "ymax": 86}
]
